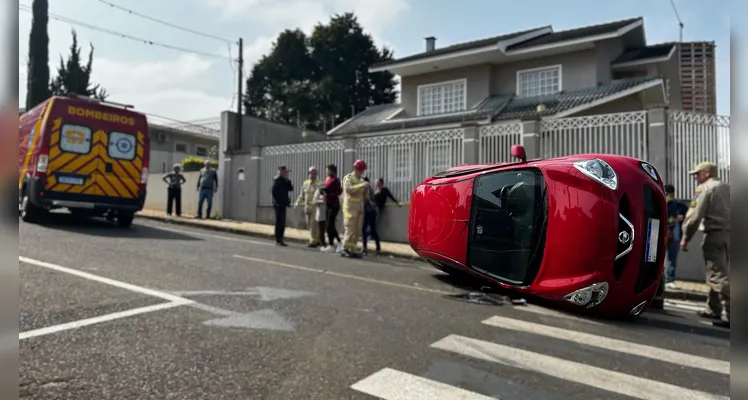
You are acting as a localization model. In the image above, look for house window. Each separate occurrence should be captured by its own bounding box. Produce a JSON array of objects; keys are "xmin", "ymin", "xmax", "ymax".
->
[
  {"xmin": 418, "ymin": 79, "xmax": 467, "ymax": 116},
  {"xmin": 196, "ymin": 146, "xmax": 209, "ymax": 157},
  {"xmin": 175, "ymin": 142, "xmax": 188, "ymax": 153},
  {"xmin": 426, "ymin": 143, "xmax": 452, "ymax": 176},
  {"xmin": 517, "ymin": 65, "xmax": 561, "ymax": 97},
  {"xmin": 388, "ymin": 147, "xmax": 412, "ymax": 183}
]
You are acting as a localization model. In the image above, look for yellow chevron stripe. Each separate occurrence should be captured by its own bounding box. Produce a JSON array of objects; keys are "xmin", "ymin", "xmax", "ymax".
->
[
  {"xmin": 97, "ymin": 175, "xmax": 119, "ymax": 197},
  {"xmin": 48, "ymin": 151, "xmax": 78, "ymax": 171},
  {"xmin": 133, "ymin": 157, "xmax": 143, "ymax": 170},
  {"xmin": 67, "ymin": 178, "xmax": 96, "ymax": 194},
  {"xmin": 109, "ymin": 162, "xmax": 138, "ymax": 196}
]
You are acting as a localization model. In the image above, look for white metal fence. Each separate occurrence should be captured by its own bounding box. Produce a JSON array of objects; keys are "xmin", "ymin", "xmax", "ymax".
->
[
  {"xmin": 540, "ymin": 111, "xmax": 649, "ymax": 160},
  {"xmin": 478, "ymin": 122, "xmax": 522, "ymax": 163},
  {"xmin": 259, "ymin": 140, "xmax": 345, "ymax": 206},
  {"xmin": 356, "ymin": 128, "xmax": 464, "ymax": 202},
  {"xmin": 667, "ymin": 111, "xmax": 730, "ymax": 199}
]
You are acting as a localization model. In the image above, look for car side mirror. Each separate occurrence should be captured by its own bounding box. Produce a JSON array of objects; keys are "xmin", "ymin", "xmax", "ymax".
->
[{"xmin": 511, "ymin": 144, "xmax": 527, "ymax": 163}]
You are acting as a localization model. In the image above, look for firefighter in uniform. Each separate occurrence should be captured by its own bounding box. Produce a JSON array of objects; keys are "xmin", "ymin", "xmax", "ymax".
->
[
  {"xmin": 680, "ymin": 162, "xmax": 730, "ymax": 328},
  {"xmin": 341, "ymin": 160, "xmax": 369, "ymax": 258},
  {"xmin": 295, "ymin": 166, "xmax": 322, "ymax": 248}
]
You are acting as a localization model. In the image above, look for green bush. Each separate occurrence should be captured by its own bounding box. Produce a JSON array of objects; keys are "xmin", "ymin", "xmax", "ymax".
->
[{"xmin": 182, "ymin": 157, "xmax": 218, "ymax": 172}]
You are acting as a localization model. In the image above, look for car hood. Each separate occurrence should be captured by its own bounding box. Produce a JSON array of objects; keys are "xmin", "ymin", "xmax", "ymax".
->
[{"xmin": 531, "ymin": 164, "xmax": 605, "ymax": 290}]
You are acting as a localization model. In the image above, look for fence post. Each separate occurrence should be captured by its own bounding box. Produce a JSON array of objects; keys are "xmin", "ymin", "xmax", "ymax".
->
[
  {"xmin": 343, "ymin": 138, "xmax": 357, "ymax": 171},
  {"xmin": 521, "ymin": 119, "xmax": 541, "ymax": 160},
  {"xmin": 242, "ymin": 146, "xmax": 263, "ymax": 222},
  {"xmin": 647, "ymin": 109, "xmax": 668, "ymax": 183},
  {"xmin": 462, "ymin": 124, "xmax": 479, "ymax": 164}
]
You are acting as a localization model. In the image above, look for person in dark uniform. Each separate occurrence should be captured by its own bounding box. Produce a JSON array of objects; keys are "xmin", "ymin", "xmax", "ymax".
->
[
  {"xmin": 162, "ymin": 164, "xmax": 186, "ymax": 216},
  {"xmin": 272, "ymin": 165, "xmax": 294, "ymax": 246},
  {"xmin": 361, "ymin": 177, "xmax": 381, "ymax": 255},
  {"xmin": 664, "ymin": 184, "xmax": 688, "ymax": 289}
]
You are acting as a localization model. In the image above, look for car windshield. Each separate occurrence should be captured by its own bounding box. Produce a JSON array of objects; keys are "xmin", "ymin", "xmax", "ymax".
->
[{"xmin": 467, "ymin": 168, "xmax": 547, "ymax": 286}]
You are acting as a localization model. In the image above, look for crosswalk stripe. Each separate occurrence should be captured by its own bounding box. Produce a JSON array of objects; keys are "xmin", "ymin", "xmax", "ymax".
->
[
  {"xmin": 431, "ymin": 335, "xmax": 728, "ymax": 400},
  {"xmin": 482, "ymin": 315, "xmax": 729, "ymax": 375},
  {"xmin": 349, "ymin": 367, "xmax": 496, "ymax": 400},
  {"xmin": 513, "ymin": 305, "xmax": 604, "ymax": 325}
]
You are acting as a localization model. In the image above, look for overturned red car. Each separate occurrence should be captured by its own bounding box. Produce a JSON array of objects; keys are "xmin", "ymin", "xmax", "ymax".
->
[{"xmin": 408, "ymin": 145, "xmax": 668, "ymax": 317}]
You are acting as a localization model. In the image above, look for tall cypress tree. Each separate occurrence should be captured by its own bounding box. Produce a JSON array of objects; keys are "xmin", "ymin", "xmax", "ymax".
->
[
  {"xmin": 25, "ymin": 0, "xmax": 50, "ymax": 110},
  {"xmin": 50, "ymin": 30, "xmax": 108, "ymax": 100}
]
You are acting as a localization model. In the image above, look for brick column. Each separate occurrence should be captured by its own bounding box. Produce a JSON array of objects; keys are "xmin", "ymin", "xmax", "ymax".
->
[
  {"xmin": 647, "ymin": 108, "xmax": 668, "ymax": 183},
  {"xmin": 462, "ymin": 124, "xmax": 479, "ymax": 164},
  {"xmin": 521, "ymin": 120, "xmax": 541, "ymax": 160}
]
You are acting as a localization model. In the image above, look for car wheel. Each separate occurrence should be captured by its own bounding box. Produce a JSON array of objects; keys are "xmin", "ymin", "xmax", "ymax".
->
[
  {"xmin": 117, "ymin": 212, "xmax": 134, "ymax": 227},
  {"xmin": 20, "ymin": 193, "xmax": 41, "ymax": 223}
]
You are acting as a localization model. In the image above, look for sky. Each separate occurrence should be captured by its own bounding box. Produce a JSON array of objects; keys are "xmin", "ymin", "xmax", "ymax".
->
[{"xmin": 16, "ymin": 0, "xmax": 731, "ymax": 124}]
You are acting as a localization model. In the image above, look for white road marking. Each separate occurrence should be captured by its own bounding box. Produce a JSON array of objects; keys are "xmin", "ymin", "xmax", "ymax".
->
[
  {"xmin": 350, "ymin": 367, "xmax": 496, "ymax": 400},
  {"xmin": 664, "ymin": 299, "xmax": 705, "ymax": 312},
  {"xmin": 19, "ymin": 256, "xmax": 189, "ymax": 303},
  {"xmin": 482, "ymin": 315, "xmax": 729, "ymax": 375},
  {"xmin": 431, "ymin": 335, "xmax": 728, "ymax": 400},
  {"xmin": 20, "ymin": 301, "xmax": 189, "ymax": 340},
  {"xmin": 513, "ymin": 304, "xmax": 605, "ymax": 325},
  {"xmin": 233, "ymin": 254, "xmax": 456, "ymax": 295},
  {"xmin": 144, "ymin": 223, "xmax": 273, "ymax": 246}
]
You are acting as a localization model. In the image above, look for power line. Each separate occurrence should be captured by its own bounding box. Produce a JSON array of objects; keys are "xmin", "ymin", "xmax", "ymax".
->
[
  {"xmin": 18, "ymin": 4, "xmax": 231, "ymax": 61},
  {"xmin": 95, "ymin": 0, "xmax": 232, "ymax": 44}
]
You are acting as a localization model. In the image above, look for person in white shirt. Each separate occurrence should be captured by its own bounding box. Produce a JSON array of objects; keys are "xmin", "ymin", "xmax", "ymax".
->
[{"xmin": 315, "ymin": 187, "xmax": 328, "ymax": 249}]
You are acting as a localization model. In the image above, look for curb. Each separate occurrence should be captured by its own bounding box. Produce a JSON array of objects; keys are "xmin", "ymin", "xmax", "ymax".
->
[
  {"xmin": 136, "ymin": 213, "xmax": 422, "ymax": 262},
  {"xmin": 137, "ymin": 213, "xmax": 708, "ymax": 302}
]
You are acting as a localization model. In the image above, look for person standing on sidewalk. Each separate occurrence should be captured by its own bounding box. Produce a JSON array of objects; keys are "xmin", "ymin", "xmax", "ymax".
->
[
  {"xmin": 163, "ymin": 163, "xmax": 186, "ymax": 217},
  {"xmin": 341, "ymin": 160, "xmax": 369, "ymax": 258},
  {"xmin": 196, "ymin": 160, "xmax": 218, "ymax": 219},
  {"xmin": 361, "ymin": 177, "xmax": 381, "ymax": 255},
  {"xmin": 295, "ymin": 166, "xmax": 322, "ymax": 248},
  {"xmin": 314, "ymin": 187, "xmax": 328, "ymax": 248},
  {"xmin": 321, "ymin": 164, "xmax": 343, "ymax": 253},
  {"xmin": 272, "ymin": 166, "xmax": 294, "ymax": 247},
  {"xmin": 664, "ymin": 184, "xmax": 688, "ymax": 289},
  {"xmin": 680, "ymin": 162, "xmax": 730, "ymax": 328},
  {"xmin": 374, "ymin": 178, "xmax": 400, "ymax": 226}
]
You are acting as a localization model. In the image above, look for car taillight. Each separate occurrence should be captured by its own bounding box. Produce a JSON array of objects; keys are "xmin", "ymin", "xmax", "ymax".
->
[
  {"xmin": 140, "ymin": 166, "xmax": 149, "ymax": 185},
  {"xmin": 36, "ymin": 153, "xmax": 49, "ymax": 176}
]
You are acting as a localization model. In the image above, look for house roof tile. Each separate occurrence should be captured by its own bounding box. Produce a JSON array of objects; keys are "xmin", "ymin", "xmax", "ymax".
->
[
  {"xmin": 611, "ymin": 43, "xmax": 676, "ymax": 65},
  {"xmin": 371, "ymin": 17, "xmax": 643, "ymax": 69},
  {"xmin": 330, "ymin": 76, "xmax": 662, "ymax": 135}
]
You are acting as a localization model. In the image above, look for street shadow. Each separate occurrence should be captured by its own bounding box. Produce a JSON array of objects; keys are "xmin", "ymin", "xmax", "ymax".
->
[
  {"xmin": 33, "ymin": 212, "xmax": 203, "ymax": 241},
  {"xmin": 431, "ymin": 272, "xmax": 731, "ymax": 341}
]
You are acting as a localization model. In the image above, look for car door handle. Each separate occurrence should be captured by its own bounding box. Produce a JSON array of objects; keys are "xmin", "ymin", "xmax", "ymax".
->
[{"xmin": 105, "ymin": 162, "xmax": 113, "ymax": 173}]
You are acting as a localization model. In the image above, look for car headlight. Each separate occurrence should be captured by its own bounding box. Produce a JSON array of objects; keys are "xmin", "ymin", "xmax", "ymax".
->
[
  {"xmin": 563, "ymin": 282, "xmax": 609, "ymax": 308},
  {"xmin": 572, "ymin": 158, "xmax": 618, "ymax": 190}
]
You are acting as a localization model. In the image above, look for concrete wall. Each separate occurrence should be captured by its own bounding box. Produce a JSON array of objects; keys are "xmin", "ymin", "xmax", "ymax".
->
[{"xmin": 144, "ymin": 171, "xmax": 223, "ymax": 216}]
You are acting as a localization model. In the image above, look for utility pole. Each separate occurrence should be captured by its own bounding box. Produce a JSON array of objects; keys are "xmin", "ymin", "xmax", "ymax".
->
[{"xmin": 236, "ymin": 37, "xmax": 243, "ymax": 150}]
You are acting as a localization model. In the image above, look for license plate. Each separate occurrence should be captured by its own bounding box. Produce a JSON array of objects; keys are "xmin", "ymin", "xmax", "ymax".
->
[
  {"xmin": 644, "ymin": 218, "xmax": 660, "ymax": 262},
  {"xmin": 58, "ymin": 176, "xmax": 84, "ymax": 185}
]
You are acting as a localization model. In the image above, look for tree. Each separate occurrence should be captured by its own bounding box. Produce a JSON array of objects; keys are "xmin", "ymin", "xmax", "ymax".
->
[
  {"xmin": 50, "ymin": 30, "xmax": 108, "ymax": 100},
  {"xmin": 25, "ymin": 0, "xmax": 51, "ymax": 110},
  {"xmin": 243, "ymin": 13, "xmax": 398, "ymax": 132}
]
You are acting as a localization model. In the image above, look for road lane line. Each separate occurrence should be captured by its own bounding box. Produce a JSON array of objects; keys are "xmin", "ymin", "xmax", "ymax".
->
[
  {"xmin": 350, "ymin": 368, "xmax": 496, "ymax": 400},
  {"xmin": 482, "ymin": 315, "xmax": 729, "ymax": 375},
  {"xmin": 144, "ymin": 223, "xmax": 273, "ymax": 246},
  {"xmin": 233, "ymin": 254, "xmax": 456, "ymax": 295},
  {"xmin": 513, "ymin": 305, "xmax": 605, "ymax": 325},
  {"xmin": 19, "ymin": 300, "xmax": 190, "ymax": 340},
  {"xmin": 19, "ymin": 256, "xmax": 190, "ymax": 303},
  {"xmin": 431, "ymin": 335, "xmax": 729, "ymax": 400}
]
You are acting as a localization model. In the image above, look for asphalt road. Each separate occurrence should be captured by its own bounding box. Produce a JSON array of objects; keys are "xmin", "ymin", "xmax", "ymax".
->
[{"xmin": 20, "ymin": 213, "xmax": 730, "ymax": 400}]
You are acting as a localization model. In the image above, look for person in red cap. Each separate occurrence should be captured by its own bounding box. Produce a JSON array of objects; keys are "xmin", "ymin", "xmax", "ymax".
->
[{"xmin": 340, "ymin": 159, "xmax": 369, "ymax": 258}]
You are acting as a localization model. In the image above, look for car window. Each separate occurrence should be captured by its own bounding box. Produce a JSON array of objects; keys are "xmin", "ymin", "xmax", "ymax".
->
[
  {"xmin": 60, "ymin": 124, "xmax": 92, "ymax": 154},
  {"xmin": 108, "ymin": 131, "xmax": 137, "ymax": 160}
]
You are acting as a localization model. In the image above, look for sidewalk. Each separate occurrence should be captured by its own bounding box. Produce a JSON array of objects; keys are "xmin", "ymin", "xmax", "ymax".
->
[{"xmin": 136, "ymin": 209, "xmax": 708, "ymax": 302}]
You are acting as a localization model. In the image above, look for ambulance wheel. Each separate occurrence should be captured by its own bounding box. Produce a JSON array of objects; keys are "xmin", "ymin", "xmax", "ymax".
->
[
  {"xmin": 117, "ymin": 212, "xmax": 134, "ymax": 227},
  {"xmin": 20, "ymin": 193, "xmax": 41, "ymax": 223}
]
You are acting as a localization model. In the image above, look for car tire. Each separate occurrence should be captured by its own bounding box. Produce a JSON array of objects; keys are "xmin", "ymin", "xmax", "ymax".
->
[
  {"xmin": 20, "ymin": 192, "xmax": 42, "ymax": 223},
  {"xmin": 117, "ymin": 212, "xmax": 134, "ymax": 227}
]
